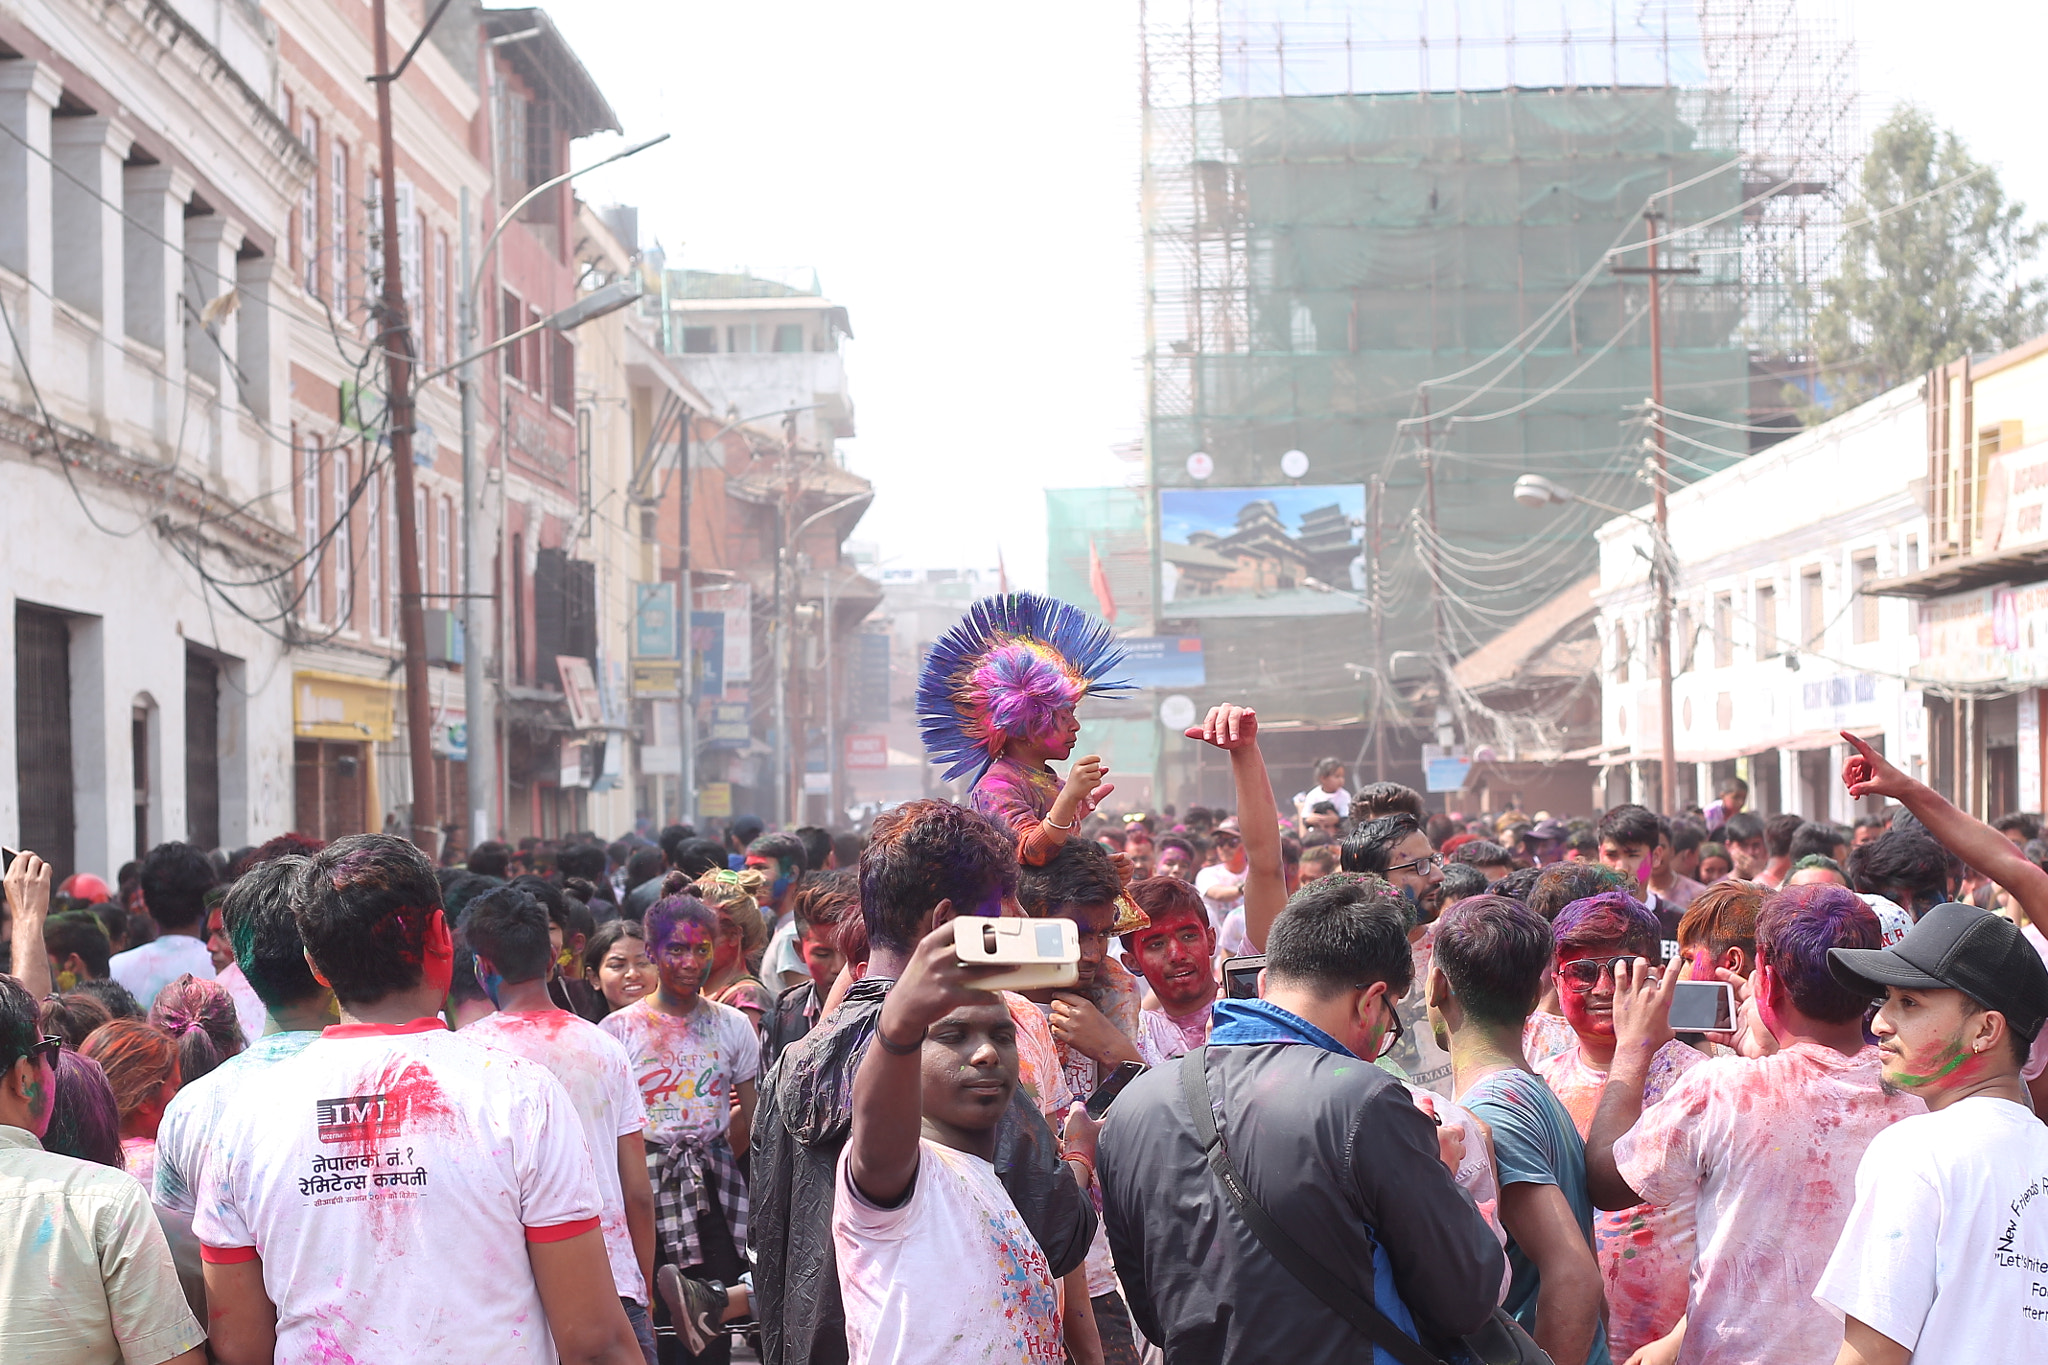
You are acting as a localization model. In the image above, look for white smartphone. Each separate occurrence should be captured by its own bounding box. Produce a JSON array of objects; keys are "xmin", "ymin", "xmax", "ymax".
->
[
  {"xmin": 953, "ymin": 916, "xmax": 1079, "ymax": 992},
  {"xmin": 1669, "ymin": 980, "xmax": 1737, "ymax": 1032}
]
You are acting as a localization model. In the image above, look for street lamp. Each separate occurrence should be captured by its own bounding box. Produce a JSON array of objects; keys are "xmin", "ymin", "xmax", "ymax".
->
[
  {"xmin": 1514, "ymin": 473, "xmax": 1680, "ymax": 814},
  {"xmin": 457, "ymin": 134, "xmax": 670, "ymax": 849},
  {"xmin": 777, "ymin": 491, "xmax": 869, "ymax": 827}
]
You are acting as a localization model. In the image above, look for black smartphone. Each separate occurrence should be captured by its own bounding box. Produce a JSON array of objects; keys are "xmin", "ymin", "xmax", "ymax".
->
[
  {"xmin": 1669, "ymin": 980, "xmax": 1736, "ymax": 1032},
  {"xmin": 0, "ymin": 847, "xmax": 15, "ymax": 875},
  {"xmin": 1083, "ymin": 1060, "xmax": 1149, "ymax": 1119},
  {"xmin": 1222, "ymin": 953, "xmax": 1266, "ymax": 1000}
]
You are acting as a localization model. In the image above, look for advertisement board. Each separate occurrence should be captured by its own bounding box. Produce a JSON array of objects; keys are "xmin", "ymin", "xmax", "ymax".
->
[{"xmin": 1159, "ymin": 486, "xmax": 1366, "ymax": 618}]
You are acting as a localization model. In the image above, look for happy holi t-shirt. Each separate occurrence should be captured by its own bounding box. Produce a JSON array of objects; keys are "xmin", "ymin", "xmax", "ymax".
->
[
  {"xmin": 1814, "ymin": 1095, "xmax": 2048, "ymax": 1362},
  {"xmin": 191, "ymin": 1019, "xmax": 603, "ymax": 1365},
  {"xmin": 1537, "ymin": 1039, "xmax": 1708, "ymax": 1360},
  {"xmin": 598, "ymin": 995, "xmax": 760, "ymax": 1147},
  {"xmin": 1612, "ymin": 1041, "xmax": 1924, "ymax": 1365},
  {"xmin": 833, "ymin": 1138, "xmax": 1062, "ymax": 1365},
  {"xmin": 464, "ymin": 1008, "xmax": 650, "ymax": 1302},
  {"xmin": 1462, "ymin": 1066, "xmax": 1612, "ymax": 1365},
  {"xmin": 155, "ymin": 1029, "xmax": 321, "ymax": 1214}
]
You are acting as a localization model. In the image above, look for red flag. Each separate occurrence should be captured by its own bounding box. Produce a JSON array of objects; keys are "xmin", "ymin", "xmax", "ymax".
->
[{"xmin": 1088, "ymin": 538, "xmax": 1117, "ymax": 623}]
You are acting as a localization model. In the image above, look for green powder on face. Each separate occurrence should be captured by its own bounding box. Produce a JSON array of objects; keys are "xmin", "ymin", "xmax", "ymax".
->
[{"xmin": 1888, "ymin": 1037, "xmax": 1974, "ymax": 1088}]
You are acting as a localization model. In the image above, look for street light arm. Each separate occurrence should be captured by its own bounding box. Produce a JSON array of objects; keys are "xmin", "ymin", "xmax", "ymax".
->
[
  {"xmin": 468, "ymin": 134, "xmax": 671, "ymax": 303},
  {"xmin": 794, "ymin": 493, "xmax": 869, "ymax": 540}
]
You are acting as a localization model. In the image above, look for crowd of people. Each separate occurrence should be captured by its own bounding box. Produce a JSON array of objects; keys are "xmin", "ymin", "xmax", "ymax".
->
[{"xmin": 4, "ymin": 589, "xmax": 2048, "ymax": 1365}]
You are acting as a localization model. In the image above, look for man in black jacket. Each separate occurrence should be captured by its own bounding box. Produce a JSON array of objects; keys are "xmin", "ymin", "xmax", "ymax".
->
[
  {"xmin": 751, "ymin": 800, "xmax": 1096, "ymax": 1365},
  {"xmin": 1097, "ymin": 875, "xmax": 1503, "ymax": 1363}
]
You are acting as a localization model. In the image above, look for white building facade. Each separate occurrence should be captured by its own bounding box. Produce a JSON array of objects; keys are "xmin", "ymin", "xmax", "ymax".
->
[
  {"xmin": 0, "ymin": 2, "xmax": 307, "ymax": 879},
  {"xmin": 1594, "ymin": 382, "xmax": 1930, "ymax": 821}
]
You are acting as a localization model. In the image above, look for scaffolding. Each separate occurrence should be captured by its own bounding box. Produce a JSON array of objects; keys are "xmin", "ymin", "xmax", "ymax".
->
[{"xmin": 1133, "ymin": 0, "xmax": 1858, "ymax": 737}]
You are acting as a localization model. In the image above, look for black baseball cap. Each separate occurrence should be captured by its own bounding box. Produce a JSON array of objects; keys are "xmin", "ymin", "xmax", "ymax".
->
[{"xmin": 1828, "ymin": 902, "xmax": 2048, "ymax": 1043}]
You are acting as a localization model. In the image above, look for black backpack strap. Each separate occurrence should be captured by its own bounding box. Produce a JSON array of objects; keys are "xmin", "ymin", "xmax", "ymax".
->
[{"xmin": 1179, "ymin": 1046, "xmax": 1446, "ymax": 1365}]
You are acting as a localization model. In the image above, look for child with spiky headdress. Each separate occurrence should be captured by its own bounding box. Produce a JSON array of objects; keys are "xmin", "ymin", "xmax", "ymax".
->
[{"xmin": 917, "ymin": 592, "xmax": 1130, "ymax": 866}]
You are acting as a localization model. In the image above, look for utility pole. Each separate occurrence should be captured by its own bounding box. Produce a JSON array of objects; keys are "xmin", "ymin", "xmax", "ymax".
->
[
  {"xmin": 1418, "ymin": 388, "xmax": 1447, "ymax": 662},
  {"xmin": 1614, "ymin": 212, "xmax": 1698, "ymax": 816},
  {"xmin": 459, "ymin": 190, "xmax": 494, "ymax": 853},
  {"xmin": 1369, "ymin": 473, "xmax": 1386, "ymax": 784},
  {"xmin": 678, "ymin": 414, "xmax": 696, "ymax": 829},
  {"xmin": 370, "ymin": 0, "xmax": 437, "ymax": 853}
]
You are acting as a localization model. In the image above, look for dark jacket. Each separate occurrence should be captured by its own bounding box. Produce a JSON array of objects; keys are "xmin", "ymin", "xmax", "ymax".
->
[
  {"xmin": 751, "ymin": 975, "xmax": 1098, "ymax": 1365},
  {"xmin": 760, "ymin": 980, "xmax": 820, "ymax": 1077},
  {"xmin": 1097, "ymin": 1002, "xmax": 1504, "ymax": 1363}
]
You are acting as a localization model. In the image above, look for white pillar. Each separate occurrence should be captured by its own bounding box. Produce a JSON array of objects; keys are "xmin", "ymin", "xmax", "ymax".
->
[
  {"xmin": 52, "ymin": 115, "xmax": 134, "ymax": 433},
  {"xmin": 2019, "ymin": 689, "xmax": 2041, "ymax": 814},
  {"xmin": 1779, "ymin": 748, "xmax": 1800, "ymax": 819},
  {"xmin": 0, "ymin": 61, "xmax": 62, "ymax": 384},
  {"xmin": 235, "ymin": 251, "xmax": 285, "ymax": 517},
  {"xmin": 124, "ymin": 163, "xmax": 192, "ymax": 454},
  {"xmin": 183, "ymin": 213, "xmax": 243, "ymax": 481}
]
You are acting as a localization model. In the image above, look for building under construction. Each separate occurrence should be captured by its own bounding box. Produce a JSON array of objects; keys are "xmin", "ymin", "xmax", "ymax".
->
[{"xmin": 1113, "ymin": 0, "xmax": 1859, "ymax": 805}]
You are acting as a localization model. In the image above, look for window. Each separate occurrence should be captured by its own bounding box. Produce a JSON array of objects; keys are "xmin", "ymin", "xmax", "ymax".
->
[
  {"xmin": 436, "ymin": 495, "xmax": 452, "ymax": 596},
  {"xmin": 332, "ymin": 454, "xmax": 352, "ymax": 627},
  {"xmin": 526, "ymin": 98, "xmax": 556, "ymax": 194},
  {"xmin": 524, "ymin": 306, "xmax": 543, "ymax": 389},
  {"xmin": 1853, "ymin": 555, "xmax": 1881, "ymax": 643},
  {"xmin": 1712, "ymin": 592, "xmax": 1733, "ymax": 668},
  {"xmin": 1905, "ymin": 535, "xmax": 1920, "ymax": 574},
  {"xmin": 1756, "ymin": 583, "xmax": 1778, "ymax": 658},
  {"xmin": 550, "ymin": 333, "xmax": 574, "ymax": 412},
  {"xmin": 1613, "ymin": 622, "xmax": 1631, "ymax": 684},
  {"xmin": 436, "ymin": 230, "xmax": 451, "ymax": 378},
  {"xmin": 397, "ymin": 179, "xmax": 422, "ymax": 352},
  {"xmin": 299, "ymin": 430, "xmax": 322, "ymax": 624},
  {"xmin": 773, "ymin": 323, "xmax": 804, "ymax": 353},
  {"xmin": 502, "ymin": 289, "xmax": 523, "ymax": 384},
  {"xmin": 415, "ymin": 487, "xmax": 428, "ymax": 601},
  {"xmin": 385, "ymin": 470, "xmax": 399, "ymax": 641},
  {"xmin": 498, "ymin": 90, "xmax": 528, "ymax": 191},
  {"xmin": 366, "ymin": 470, "xmax": 383, "ymax": 638},
  {"xmin": 1801, "ymin": 567, "xmax": 1824, "ymax": 651},
  {"xmin": 299, "ymin": 112, "xmax": 319, "ymax": 294},
  {"xmin": 1676, "ymin": 604, "xmax": 1694, "ymax": 673},
  {"xmin": 367, "ymin": 171, "xmax": 384, "ymax": 295},
  {"xmin": 330, "ymin": 141, "xmax": 349, "ymax": 313},
  {"xmin": 726, "ymin": 323, "xmax": 753, "ymax": 353},
  {"xmin": 681, "ymin": 327, "xmax": 716, "ymax": 354}
]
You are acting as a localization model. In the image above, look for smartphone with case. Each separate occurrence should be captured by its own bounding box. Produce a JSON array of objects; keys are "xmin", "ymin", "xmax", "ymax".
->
[
  {"xmin": 1669, "ymin": 979, "xmax": 1736, "ymax": 1032},
  {"xmin": 1221, "ymin": 953, "xmax": 1266, "ymax": 1000},
  {"xmin": 953, "ymin": 916, "xmax": 1079, "ymax": 992}
]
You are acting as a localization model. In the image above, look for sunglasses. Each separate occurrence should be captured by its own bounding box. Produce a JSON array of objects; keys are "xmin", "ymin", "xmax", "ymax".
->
[
  {"xmin": 18, "ymin": 1035, "xmax": 62, "ymax": 1070},
  {"xmin": 1557, "ymin": 955, "xmax": 1640, "ymax": 992}
]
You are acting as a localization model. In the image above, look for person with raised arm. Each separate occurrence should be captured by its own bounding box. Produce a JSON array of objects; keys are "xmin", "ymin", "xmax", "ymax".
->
[{"xmin": 1187, "ymin": 704, "xmax": 1289, "ymax": 957}]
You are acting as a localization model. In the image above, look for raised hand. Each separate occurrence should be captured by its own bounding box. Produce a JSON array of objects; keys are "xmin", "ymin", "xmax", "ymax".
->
[
  {"xmin": 1184, "ymin": 704, "xmax": 1258, "ymax": 751},
  {"xmin": 1610, "ymin": 955, "xmax": 1679, "ymax": 1058},
  {"xmin": 1841, "ymin": 730, "xmax": 1913, "ymax": 802}
]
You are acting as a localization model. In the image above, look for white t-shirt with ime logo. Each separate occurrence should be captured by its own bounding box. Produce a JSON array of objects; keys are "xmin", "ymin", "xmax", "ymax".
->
[{"xmin": 191, "ymin": 1019, "xmax": 603, "ymax": 1365}]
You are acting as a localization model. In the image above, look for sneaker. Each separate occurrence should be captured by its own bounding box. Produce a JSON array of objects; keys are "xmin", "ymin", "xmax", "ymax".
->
[{"xmin": 655, "ymin": 1265, "xmax": 721, "ymax": 1354}]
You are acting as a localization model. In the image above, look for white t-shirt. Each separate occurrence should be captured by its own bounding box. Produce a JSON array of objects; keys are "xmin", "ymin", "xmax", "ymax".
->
[
  {"xmin": 191, "ymin": 1020, "xmax": 603, "ymax": 1365},
  {"xmin": 1612, "ymin": 1042, "xmax": 1924, "ymax": 1365},
  {"xmin": 108, "ymin": 934, "xmax": 215, "ymax": 1010},
  {"xmin": 1294, "ymin": 785, "xmax": 1351, "ymax": 819},
  {"xmin": 833, "ymin": 1139, "xmax": 1062, "ymax": 1365},
  {"xmin": 155, "ymin": 1030, "xmax": 321, "ymax": 1214},
  {"xmin": 1194, "ymin": 863, "xmax": 1247, "ymax": 927},
  {"xmin": 598, "ymin": 995, "xmax": 760, "ymax": 1147},
  {"xmin": 464, "ymin": 1008, "xmax": 651, "ymax": 1303},
  {"xmin": 1815, "ymin": 1095, "xmax": 2048, "ymax": 1361},
  {"xmin": 762, "ymin": 913, "xmax": 805, "ymax": 986}
]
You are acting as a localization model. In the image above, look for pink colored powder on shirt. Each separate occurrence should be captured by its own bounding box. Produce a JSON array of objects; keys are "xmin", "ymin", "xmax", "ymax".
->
[{"xmin": 1612, "ymin": 1041, "xmax": 1924, "ymax": 1365}]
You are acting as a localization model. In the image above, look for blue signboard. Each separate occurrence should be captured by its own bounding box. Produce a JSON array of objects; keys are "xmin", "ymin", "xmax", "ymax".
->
[
  {"xmin": 1114, "ymin": 636, "xmax": 1206, "ymax": 689},
  {"xmin": 1424, "ymin": 757, "xmax": 1473, "ymax": 794},
  {"xmin": 632, "ymin": 582, "xmax": 678, "ymax": 659}
]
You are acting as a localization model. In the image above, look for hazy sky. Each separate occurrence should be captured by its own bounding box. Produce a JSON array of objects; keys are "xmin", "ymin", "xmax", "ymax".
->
[{"xmin": 552, "ymin": 1, "xmax": 2048, "ymax": 592}]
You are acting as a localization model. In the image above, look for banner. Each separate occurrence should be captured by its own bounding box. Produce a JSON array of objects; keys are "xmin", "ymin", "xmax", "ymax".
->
[{"xmin": 632, "ymin": 582, "xmax": 679, "ymax": 658}]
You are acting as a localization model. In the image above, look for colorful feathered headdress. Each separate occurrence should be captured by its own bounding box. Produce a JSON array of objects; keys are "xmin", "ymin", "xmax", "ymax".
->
[{"xmin": 918, "ymin": 592, "xmax": 1131, "ymax": 785}]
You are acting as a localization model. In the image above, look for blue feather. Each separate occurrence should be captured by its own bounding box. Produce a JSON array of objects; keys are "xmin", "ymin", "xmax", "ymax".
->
[{"xmin": 916, "ymin": 592, "xmax": 1131, "ymax": 785}]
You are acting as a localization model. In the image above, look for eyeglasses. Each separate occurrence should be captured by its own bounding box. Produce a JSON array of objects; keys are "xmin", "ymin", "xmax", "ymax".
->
[
  {"xmin": 1557, "ymin": 955, "xmax": 1640, "ymax": 992},
  {"xmin": 1385, "ymin": 852, "xmax": 1445, "ymax": 876},
  {"xmin": 1363, "ymin": 993, "xmax": 1404, "ymax": 1061}
]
